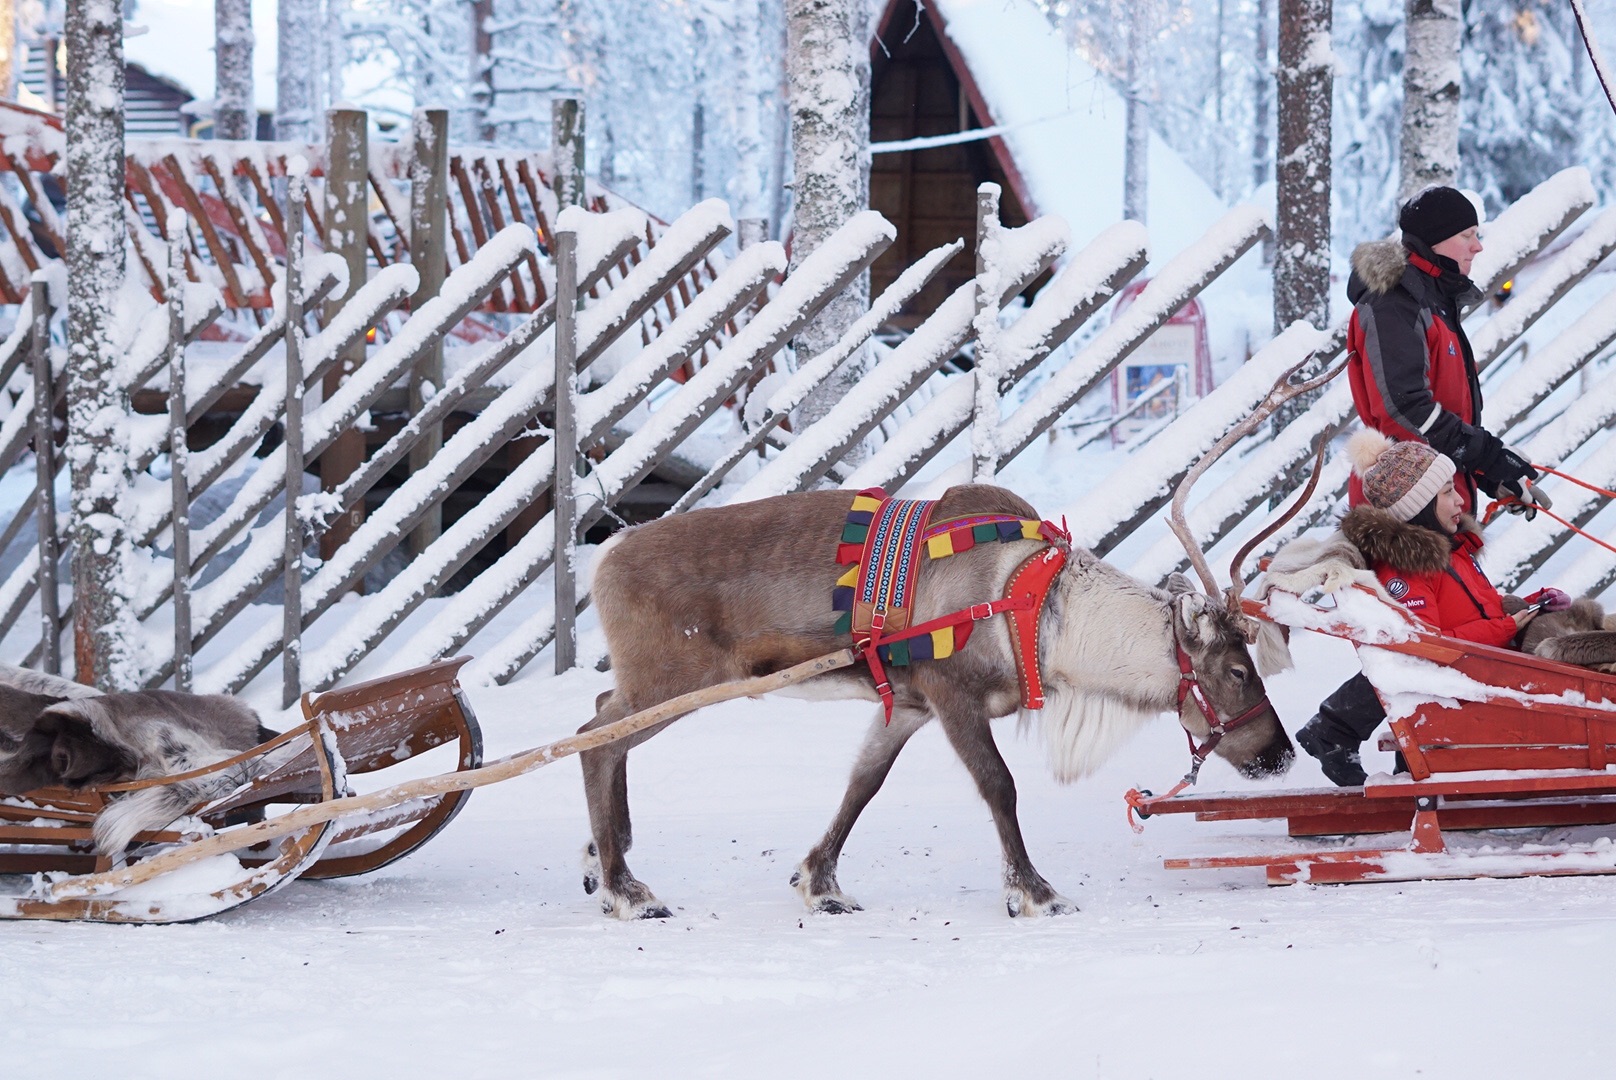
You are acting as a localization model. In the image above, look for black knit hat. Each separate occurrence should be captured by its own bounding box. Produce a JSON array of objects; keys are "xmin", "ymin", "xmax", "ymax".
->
[{"xmin": 1399, "ymin": 186, "xmax": 1479, "ymax": 248}]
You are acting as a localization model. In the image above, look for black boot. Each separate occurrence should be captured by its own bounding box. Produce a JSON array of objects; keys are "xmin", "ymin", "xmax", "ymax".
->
[
  {"xmin": 1296, "ymin": 673, "xmax": 1386, "ymax": 788},
  {"xmin": 1296, "ymin": 717, "xmax": 1367, "ymax": 787}
]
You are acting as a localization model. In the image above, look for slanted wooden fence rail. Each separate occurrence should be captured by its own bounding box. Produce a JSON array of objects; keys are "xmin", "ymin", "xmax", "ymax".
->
[{"xmin": 0, "ymin": 135, "xmax": 1611, "ymax": 701}]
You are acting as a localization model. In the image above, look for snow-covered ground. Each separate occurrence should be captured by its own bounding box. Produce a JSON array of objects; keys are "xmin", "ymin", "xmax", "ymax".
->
[{"xmin": 7, "ymin": 623, "xmax": 1616, "ymax": 1078}]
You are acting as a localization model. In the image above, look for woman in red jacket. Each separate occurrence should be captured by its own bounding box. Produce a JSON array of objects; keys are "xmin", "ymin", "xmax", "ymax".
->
[{"xmin": 1296, "ymin": 431, "xmax": 1568, "ymax": 784}]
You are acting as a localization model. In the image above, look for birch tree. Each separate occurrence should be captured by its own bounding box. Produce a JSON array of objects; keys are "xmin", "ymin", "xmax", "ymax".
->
[
  {"xmin": 65, "ymin": 0, "xmax": 137, "ymax": 689},
  {"xmin": 787, "ymin": 0, "xmax": 871, "ymax": 426},
  {"xmin": 1123, "ymin": 1, "xmax": 1151, "ymax": 223},
  {"xmin": 277, "ymin": 0, "xmax": 318, "ymax": 140},
  {"xmin": 215, "ymin": 0, "xmax": 253, "ymax": 140},
  {"xmin": 1399, "ymin": 0, "xmax": 1460, "ymax": 199}
]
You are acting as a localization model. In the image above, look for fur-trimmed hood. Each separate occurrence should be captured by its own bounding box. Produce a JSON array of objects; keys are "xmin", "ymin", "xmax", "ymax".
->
[
  {"xmin": 1349, "ymin": 238, "xmax": 1408, "ymax": 297},
  {"xmin": 1339, "ymin": 504, "xmax": 1479, "ymax": 576}
]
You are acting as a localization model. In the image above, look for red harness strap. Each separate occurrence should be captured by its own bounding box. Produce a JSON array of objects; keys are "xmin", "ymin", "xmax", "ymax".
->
[{"xmin": 858, "ymin": 543, "xmax": 1068, "ymax": 722}]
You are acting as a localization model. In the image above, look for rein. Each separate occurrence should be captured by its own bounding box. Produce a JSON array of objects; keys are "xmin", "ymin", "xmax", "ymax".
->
[
  {"xmin": 1481, "ymin": 464, "xmax": 1616, "ymax": 558},
  {"xmin": 1123, "ymin": 630, "xmax": 1276, "ymax": 833}
]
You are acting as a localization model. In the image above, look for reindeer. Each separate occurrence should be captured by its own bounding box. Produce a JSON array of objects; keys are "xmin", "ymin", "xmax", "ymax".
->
[{"xmin": 577, "ymin": 481, "xmax": 1295, "ymax": 920}]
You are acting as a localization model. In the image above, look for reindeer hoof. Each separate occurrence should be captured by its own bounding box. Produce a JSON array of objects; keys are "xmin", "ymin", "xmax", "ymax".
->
[
  {"xmin": 1005, "ymin": 887, "xmax": 1075, "ymax": 918},
  {"xmin": 637, "ymin": 903, "xmax": 673, "ymax": 920},
  {"xmin": 581, "ymin": 841, "xmax": 601, "ymax": 894},
  {"xmin": 812, "ymin": 896, "xmax": 863, "ymax": 915}
]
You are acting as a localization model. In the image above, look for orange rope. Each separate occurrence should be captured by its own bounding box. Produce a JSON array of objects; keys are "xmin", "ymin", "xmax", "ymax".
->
[{"xmin": 1481, "ymin": 464, "xmax": 1616, "ymax": 559}]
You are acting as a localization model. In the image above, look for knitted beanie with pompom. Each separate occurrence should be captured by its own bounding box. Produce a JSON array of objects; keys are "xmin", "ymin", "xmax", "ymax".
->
[{"xmin": 1346, "ymin": 430, "xmax": 1456, "ymax": 522}]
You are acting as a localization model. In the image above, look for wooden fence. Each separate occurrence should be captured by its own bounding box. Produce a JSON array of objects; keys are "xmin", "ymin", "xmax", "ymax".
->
[{"xmin": 0, "ymin": 152, "xmax": 1612, "ymax": 702}]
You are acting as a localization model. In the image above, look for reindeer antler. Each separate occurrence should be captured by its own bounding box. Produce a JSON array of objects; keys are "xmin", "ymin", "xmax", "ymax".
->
[
  {"xmin": 1227, "ymin": 434, "xmax": 1329, "ymax": 601},
  {"xmin": 1167, "ymin": 351, "xmax": 1348, "ymax": 615}
]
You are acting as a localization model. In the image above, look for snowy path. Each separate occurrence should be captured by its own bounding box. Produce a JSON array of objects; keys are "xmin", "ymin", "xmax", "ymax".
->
[{"xmin": 6, "ymin": 633, "xmax": 1616, "ymax": 1077}]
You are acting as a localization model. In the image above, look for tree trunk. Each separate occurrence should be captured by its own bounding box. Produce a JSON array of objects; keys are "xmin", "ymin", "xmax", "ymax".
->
[
  {"xmin": 470, "ymin": 0, "xmax": 494, "ymax": 142},
  {"xmin": 276, "ymin": 0, "xmax": 318, "ymax": 141},
  {"xmin": 786, "ymin": 0, "xmax": 871, "ymax": 428},
  {"xmin": 1253, "ymin": 0, "xmax": 1272, "ymax": 195},
  {"xmin": 1123, "ymin": 2, "xmax": 1149, "ymax": 223},
  {"xmin": 65, "ymin": 0, "xmax": 136, "ymax": 690},
  {"xmin": 215, "ymin": 0, "xmax": 254, "ymax": 140},
  {"xmin": 0, "ymin": 0, "xmax": 16, "ymax": 104},
  {"xmin": 1399, "ymin": 0, "xmax": 1461, "ymax": 199},
  {"xmin": 1274, "ymin": 0, "xmax": 1333, "ymax": 334},
  {"xmin": 728, "ymin": 0, "xmax": 770, "ymax": 222},
  {"xmin": 1272, "ymin": 0, "xmax": 1333, "ymax": 433}
]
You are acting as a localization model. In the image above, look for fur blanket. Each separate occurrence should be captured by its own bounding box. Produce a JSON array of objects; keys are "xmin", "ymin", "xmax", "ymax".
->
[
  {"xmin": 0, "ymin": 665, "xmax": 275, "ymax": 855},
  {"xmin": 1254, "ymin": 523, "xmax": 1616, "ymax": 672}
]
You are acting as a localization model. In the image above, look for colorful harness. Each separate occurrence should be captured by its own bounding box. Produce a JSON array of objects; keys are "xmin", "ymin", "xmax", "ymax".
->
[{"xmin": 831, "ymin": 489, "xmax": 1070, "ymax": 721}]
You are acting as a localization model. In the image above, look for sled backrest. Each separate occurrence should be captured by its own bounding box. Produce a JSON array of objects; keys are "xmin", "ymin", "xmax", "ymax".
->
[
  {"xmin": 206, "ymin": 657, "xmax": 476, "ymax": 816},
  {"xmin": 1250, "ymin": 592, "xmax": 1616, "ymax": 778}
]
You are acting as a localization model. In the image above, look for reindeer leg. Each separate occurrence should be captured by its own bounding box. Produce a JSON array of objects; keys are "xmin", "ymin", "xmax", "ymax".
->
[
  {"xmin": 578, "ymin": 690, "xmax": 677, "ymax": 920},
  {"xmin": 793, "ymin": 700, "xmax": 931, "ymax": 915},
  {"xmin": 933, "ymin": 702, "xmax": 1073, "ymax": 918}
]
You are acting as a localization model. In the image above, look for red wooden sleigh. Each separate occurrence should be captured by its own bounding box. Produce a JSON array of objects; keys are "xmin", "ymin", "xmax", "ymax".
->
[{"xmin": 1129, "ymin": 586, "xmax": 1616, "ymax": 884}]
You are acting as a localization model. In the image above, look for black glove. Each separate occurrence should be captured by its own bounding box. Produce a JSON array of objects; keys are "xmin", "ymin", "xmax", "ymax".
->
[{"xmin": 1467, "ymin": 436, "xmax": 1539, "ymax": 500}]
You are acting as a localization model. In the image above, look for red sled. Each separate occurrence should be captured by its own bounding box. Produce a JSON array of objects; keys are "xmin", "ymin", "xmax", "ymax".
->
[{"xmin": 1129, "ymin": 587, "xmax": 1616, "ymax": 885}]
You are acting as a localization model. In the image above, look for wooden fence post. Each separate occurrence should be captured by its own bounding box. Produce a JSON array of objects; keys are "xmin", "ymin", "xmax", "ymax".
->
[
  {"xmin": 553, "ymin": 224, "xmax": 579, "ymax": 674},
  {"xmin": 29, "ymin": 273, "xmax": 59, "ymax": 675},
  {"xmin": 553, "ymin": 97, "xmax": 584, "ymax": 673},
  {"xmin": 971, "ymin": 183, "xmax": 1002, "ymax": 482},
  {"xmin": 167, "ymin": 214, "xmax": 193, "ymax": 691},
  {"xmin": 284, "ymin": 171, "xmax": 308, "ymax": 708},
  {"xmin": 409, "ymin": 106, "xmax": 449, "ymax": 556},
  {"xmin": 321, "ymin": 107, "xmax": 369, "ymax": 561}
]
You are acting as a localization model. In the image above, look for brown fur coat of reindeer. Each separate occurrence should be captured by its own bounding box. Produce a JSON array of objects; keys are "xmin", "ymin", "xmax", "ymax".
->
[{"xmin": 578, "ymin": 484, "xmax": 1293, "ymax": 920}]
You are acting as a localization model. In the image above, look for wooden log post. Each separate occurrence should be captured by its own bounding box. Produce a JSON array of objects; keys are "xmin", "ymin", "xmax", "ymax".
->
[
  {"xmin": 553, "ymin": 97, "xmax": 585, "ymax": 673},
  {"xmin": 552, "ymin": 225, "xmax": 580, "ymax": 674},
  {"xmin": 320, "ymin": 107, "xmax": 369, "ymax": 562},
  {"xmin": 167, "ymin": 215, "xmax": 194, "ymax": 691},
  {"xmin": 284, "ymin": 171, "xmax": 309, "ymax": 708},
  {"xmin": 29, "ymin": 273, "xmax": 59, "ymax": 674},
  {"xmin": 971, "ymin": 183, "xmax": 1002, "ymax": 483},
  {"xmin": 408, "ymin": 107, "xmax": 449, "ymax": 556}
]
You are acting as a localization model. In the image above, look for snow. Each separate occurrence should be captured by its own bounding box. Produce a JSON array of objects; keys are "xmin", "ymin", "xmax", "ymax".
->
[{"xmin": 11, "ymin": 623, "xmax": 1616, "ymax": 1076}]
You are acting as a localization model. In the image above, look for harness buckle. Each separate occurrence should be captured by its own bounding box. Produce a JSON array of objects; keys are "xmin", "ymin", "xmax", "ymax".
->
[
  {"xmin": 969, "ymin": 602, "xmax": 996, "ymax": 621},
  {"xmin": 870, "ymin": 608, "xmax": 886, "ymax": 632}
]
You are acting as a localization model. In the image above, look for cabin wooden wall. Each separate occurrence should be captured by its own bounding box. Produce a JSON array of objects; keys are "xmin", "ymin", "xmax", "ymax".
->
[{"xmin": 870, "ymin": 13, "xmax": 1032, "ymax": 331}]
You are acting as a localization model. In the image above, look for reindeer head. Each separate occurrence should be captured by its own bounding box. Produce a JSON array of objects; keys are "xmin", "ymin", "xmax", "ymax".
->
[{"xmin": 1164, "ymin": 576, "xmax": 1294, "ymax": 778}]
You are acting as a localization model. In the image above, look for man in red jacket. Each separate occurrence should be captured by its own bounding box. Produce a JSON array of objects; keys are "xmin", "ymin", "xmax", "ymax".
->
[{"xmin": 1345, "ymin": 185, "xmax": 1547, "ymax": 515}]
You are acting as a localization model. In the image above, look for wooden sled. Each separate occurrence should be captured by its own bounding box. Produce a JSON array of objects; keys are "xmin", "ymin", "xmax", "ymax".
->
[
  {"xmin": 1131, "ymin": 589, "xmax": 1616, "ymax": 884},
  {"xmin": 0, "ymin": 657, "xmax": 482, "ymax": 923}
]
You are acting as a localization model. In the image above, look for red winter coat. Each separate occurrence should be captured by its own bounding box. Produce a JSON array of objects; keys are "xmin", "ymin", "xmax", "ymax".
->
[
  {"xmin": 1339, "ymin": 504, "xmax": 1518, "ymax": 649},
  {"xmin": 1345, "ymin": 236, "xmax": 1485, "ymax": 512}
]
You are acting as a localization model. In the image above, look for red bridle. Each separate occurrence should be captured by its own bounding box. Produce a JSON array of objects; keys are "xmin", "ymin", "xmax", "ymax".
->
[{"xmin": 1170, "ymin": 639, "xmax": 1275, "ymax": 784}]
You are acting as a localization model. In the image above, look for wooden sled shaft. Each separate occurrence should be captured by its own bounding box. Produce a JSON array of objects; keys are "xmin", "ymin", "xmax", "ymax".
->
[{"xmin": 46, "ymin": 649, "xmax": 859, "ymax": 902}]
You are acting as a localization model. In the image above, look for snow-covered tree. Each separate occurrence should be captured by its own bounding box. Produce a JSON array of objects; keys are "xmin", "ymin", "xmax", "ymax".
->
[
  {"xmin": 215, "ymin": 0, "xmax": 253, "ymax": 140},
  {"xmin": 1400, "ymin": 0, "xmax": 1460, "ymax": 198},
  {"xmin": 787, "ymin": 0, "xmax": 871, "ymax": 426},
  {"xmin": 65, "ymin": 0, "xmax": 138, "ymax": 689},
  {"xmin": 1273, "ymin": 0, "xmax": 1331, "ymax": 334},
  {"xmin": 277, "ymin": 0, "xmax": 319, "ymax": 140}
]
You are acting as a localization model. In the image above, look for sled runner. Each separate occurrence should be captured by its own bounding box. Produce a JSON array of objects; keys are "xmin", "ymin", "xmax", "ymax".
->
[
  {"xmin": 1130, "ymin": 588, "xmax": 1616, "ymax": 884},
  {"xmin": 0, "ymin": 657, "xmax": 482, "ymax": 923}
]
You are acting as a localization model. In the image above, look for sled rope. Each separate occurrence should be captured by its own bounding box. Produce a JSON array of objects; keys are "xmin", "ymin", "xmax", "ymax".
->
[
  {"xmin": 43, "ymin": 649, "xmax": 859, "ymax": 903},
  {"xmin": 1482, "ymin": 464, "xmax": 1616, "ymax": 559}
]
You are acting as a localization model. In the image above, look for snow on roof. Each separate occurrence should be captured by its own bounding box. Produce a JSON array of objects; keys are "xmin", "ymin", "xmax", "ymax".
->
[
  {"xmin": 124, "ymin": 0, "xmax": 282, "ymax": 109},
  {"xmin": 929, "ymin": 0, "xmax": 1240, "ymax": 273}
]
